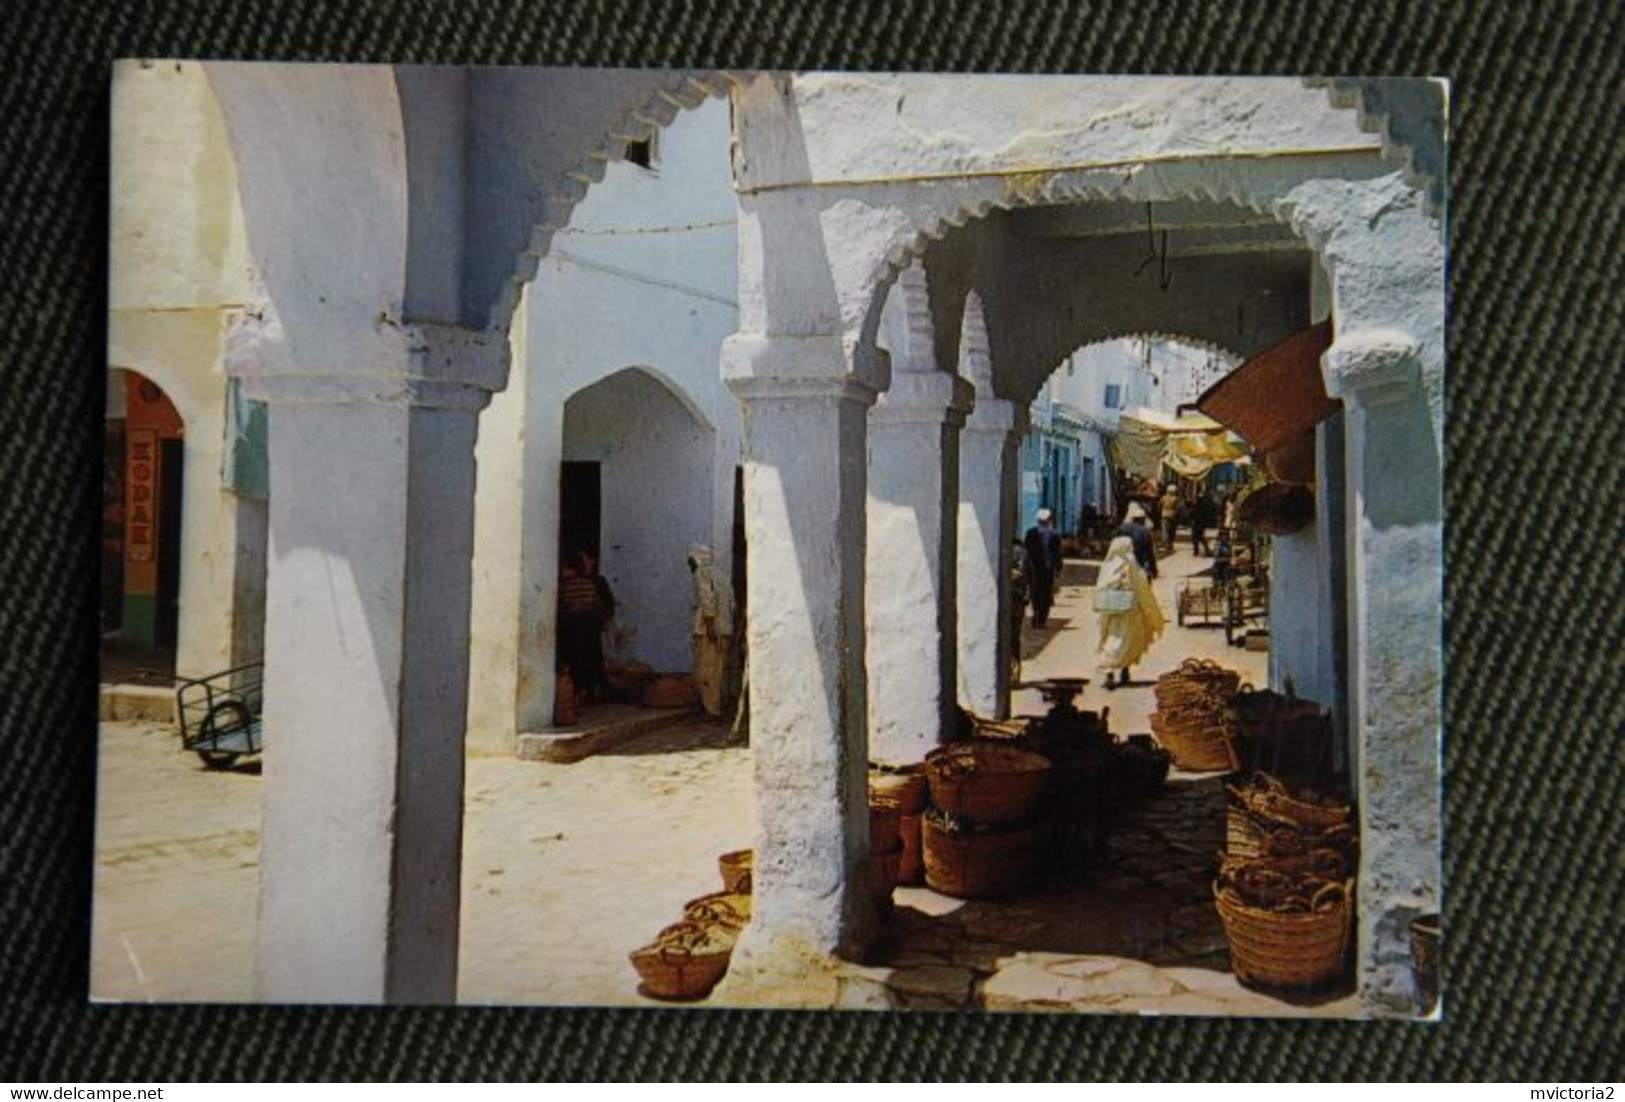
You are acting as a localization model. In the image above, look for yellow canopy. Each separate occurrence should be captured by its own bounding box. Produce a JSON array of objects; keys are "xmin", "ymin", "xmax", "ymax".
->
[{"xmin": 1111, "ymin": 408, "xmax": 1249, "ymax": 481}]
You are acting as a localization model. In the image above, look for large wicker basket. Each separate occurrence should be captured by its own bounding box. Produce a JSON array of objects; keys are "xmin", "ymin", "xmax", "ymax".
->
[
  {"xmin": 629, "ymin": 920, "xmax": 737, "ymax": 1000},
  {"xmin": 1150, "ymin": 710, "xmax": 1237, "ymax": 773},
  {"xmin": 869, "ymin": 793, "xmax": 903, "ymax": 853},
  {"xmin": 682, "ymin": 891, "xmax": 753, "ymax": 931},
  {"xmin": 897, "ymin": 811, "xmax": 924, "ymax": 885},
  {"xmin": 1195, "ymin": 321, "xmax": 1338, "ymax": 456},
  {"xmin": 1238, "ymin": 771, "xmax": 1351, "ymax": 833},
  {"xmin": 924, "ymin": 742, "xmax": 1051, "ymax": 824},
  {"xmin": 922, "ymin": 815, "xmax": 1045, "ymax": 899},
  {"xmin": 1214, "ymin": 879, "xmax": 1354, "ymax": 990},
  {"xmin": 1155, "ymin": 660, "xmax": 1241, "ymax": 710},
  {"xmin": 869, "ymin": 766, "xmax": 928, "ymax": 815},
  {"xmin": 1226, "ymin": 801, "xmax": 1267, "ymax": 860}
]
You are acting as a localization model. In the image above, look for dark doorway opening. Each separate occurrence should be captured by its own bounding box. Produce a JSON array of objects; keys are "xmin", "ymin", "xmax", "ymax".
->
[
  {"xmin": 730, "ymin": 465, "xmax": 746, "ymax": 621},
  {"xmin": 559, "ymin": 461, "xmax": 602, "ymax": 563},
  {"xmin": 156, "ymin": 438, "xmax": 185, "ymax": 648}
]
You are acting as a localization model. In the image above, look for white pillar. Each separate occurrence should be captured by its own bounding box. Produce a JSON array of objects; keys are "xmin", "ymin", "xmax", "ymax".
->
[
  {"xmin": 723, "ymin": 334, "xmax": 879, "ymax": 966},
  {"xmin": 173, "ymin": 403, "xmax": 241, "ymax": 679},
  {"xmin": 956, "ymin": 398, "xmax": 1024, "ymax": 719},
  {"xmin": 866, "ymin": 370, "xmax": 973, "ymax": 764},
  {"xmin": 251, "ymin": 375, "xmax": 488, "ymax": 1004},
  {"xmin": 1326, "ymin": 330, "xmax": 1442, "ymax": 1016}
]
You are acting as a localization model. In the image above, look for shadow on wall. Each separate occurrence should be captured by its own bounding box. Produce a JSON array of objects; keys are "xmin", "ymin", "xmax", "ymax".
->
[{"xmin": 563, "ymin": 366, "xmax": 717, "ymax": 675}]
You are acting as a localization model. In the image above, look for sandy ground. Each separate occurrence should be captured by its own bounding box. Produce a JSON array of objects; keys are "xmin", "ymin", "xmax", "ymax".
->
[{"xmin": 92, "ymin": 543, "xmax": 1354, "ymax": 1015}]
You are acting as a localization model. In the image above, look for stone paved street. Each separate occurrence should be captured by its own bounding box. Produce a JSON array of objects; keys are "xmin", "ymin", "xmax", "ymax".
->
[
  {"xmin": 93, "ymin": 543, "xmax": 1353, "ymax": 1014},
  {"xmin": 855, "ymin": 543, "xmax": 1355, "ymax": 1016}
]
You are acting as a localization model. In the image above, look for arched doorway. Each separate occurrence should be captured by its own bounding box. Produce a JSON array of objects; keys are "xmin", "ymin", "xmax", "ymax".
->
[
  {"xmin": 104, "ymin": 368, "xmax": 186, "ymax": 675},
  {"xmin": 561, "ymin": 367, "xmax": 718, "ymax": 680}
]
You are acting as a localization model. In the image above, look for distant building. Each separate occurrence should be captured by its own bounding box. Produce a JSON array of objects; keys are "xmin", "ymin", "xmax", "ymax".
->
[{"xmin": 1020, "ymin": 338, "xmax": 1236, "ymax": 527}]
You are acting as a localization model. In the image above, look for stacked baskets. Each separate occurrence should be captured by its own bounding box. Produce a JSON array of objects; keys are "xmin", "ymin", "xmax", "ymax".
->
[
  {"xmin": 1150, "ymin": 659, "xmax": 1242, "ymax": 772},
  {"xmin": 628, "ymin": 860, "xmax": 753, "ymax": 1001},
  {"xmin": 920, "ymin": 742, "xmax": 1051, "ymax": 898},
  {"xmin": 1216, "ymin": 771, "xmax": 1357, "ymax": 990},
  {"xmin": 869, "ymin": 790, "xmax": 904, "ymax": 917},
  {"xmin": 869, "ymin": 765, "xmax": 928, "ymax": 886}
]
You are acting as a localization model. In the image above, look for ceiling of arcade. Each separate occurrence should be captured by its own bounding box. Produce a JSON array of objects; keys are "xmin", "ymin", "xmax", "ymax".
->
[{"xmin": 915, "ymin": 198, "xmax": 1316, "ymax": 405}]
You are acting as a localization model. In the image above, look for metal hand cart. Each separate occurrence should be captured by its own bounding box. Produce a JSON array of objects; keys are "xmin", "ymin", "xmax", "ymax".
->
[
  {"xmin": 1226, "ymin": 579, "xmax": 1270, "ymax": 646},
  {"xmin": 1176, "ymin": 579, "xmax": 1229, "ymax": 627},
  {"xmin": 175, "ymin": 662, "xmax": 264, "ymax": 768}
]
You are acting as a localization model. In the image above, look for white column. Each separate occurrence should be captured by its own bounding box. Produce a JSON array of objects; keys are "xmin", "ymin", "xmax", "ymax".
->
[
  {"xmin": 866, "ymin": 370, "xmax": 974, "ymax": 764},
  {"xmin": 1326, "ymin": 330, "xmax": 1443, "ymax": 1016},
  {"xmin": 956, "ymin": 398, "xmax": 1024, "ymax": 719},
  {"xmin": 251, "ymin": 375, "xmax": 488, "ymax": 1004},
  {"xmin": 173, "ymin": 402, "xmax": 240, "ymax": 679},
  {"xmin": 723, "ymin": 334, "xmax": 879, "ymax": 966}
]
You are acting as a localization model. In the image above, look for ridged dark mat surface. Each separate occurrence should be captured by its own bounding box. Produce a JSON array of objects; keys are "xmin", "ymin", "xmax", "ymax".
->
[{"xmin": 1, "ymin": 0, "xmax": 1620, "ymax": 1081}]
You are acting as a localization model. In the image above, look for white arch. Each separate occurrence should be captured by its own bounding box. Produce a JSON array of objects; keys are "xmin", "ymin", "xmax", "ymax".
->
[
  {"xmin": 106, "ymin": 360, "xmax": 204, "ymax": 427},
  {"xmin": 563, "ymin": 364, "xmax": 715, "ymax": 433}
]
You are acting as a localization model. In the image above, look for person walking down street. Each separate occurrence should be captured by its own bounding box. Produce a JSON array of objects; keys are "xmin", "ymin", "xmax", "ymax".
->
[
  {"xmin": 1010, "ymin": 537, "xmax": 1030, "ymax": 673},
  {"xmin": 1118, "ymin": 506, "xmax": 1159, "ymax": 580},
  {"xmin": 687, "ymin": 543, "xmax": 733, "ymax": 720},
  {"xmin": 1023, "ymin": 507, "xmax": 1064, "ymax": 627},
  {"xmin": 1159, "ymin": 483, "xmax": 1181, "ymax": 548},
  {"xmin": 1190, "ymin": 494, "xmax": 1216, "ymax": 557},
  {"xmin": 1094, "ymin": 535, "xmax": 1166, "ymax": 689}
]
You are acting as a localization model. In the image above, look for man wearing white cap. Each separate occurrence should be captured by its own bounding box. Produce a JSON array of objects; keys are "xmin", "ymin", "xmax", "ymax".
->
[{"xmin": 686, "ymin": 543, "xmax": 733, "ymax": 719}]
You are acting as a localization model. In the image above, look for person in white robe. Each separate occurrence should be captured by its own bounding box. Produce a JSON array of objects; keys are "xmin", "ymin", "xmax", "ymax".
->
[{"xmin": 1094, "ymin": 535, "xmax": 1166, "ymax": 688}]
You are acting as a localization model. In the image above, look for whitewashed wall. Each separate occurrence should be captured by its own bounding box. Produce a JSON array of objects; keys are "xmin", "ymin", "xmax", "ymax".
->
[
  {"xmin": 107, "ymin": 61, "xmax": 263, "ymax": 679},
  {"xmin": 467, "ymin": 99, "xmax": 742, "ymax": 749}
]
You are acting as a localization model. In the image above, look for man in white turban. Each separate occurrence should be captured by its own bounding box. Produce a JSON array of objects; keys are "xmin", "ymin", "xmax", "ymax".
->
[{"xmin": 686, "ymin": 543, "xmax": 733, "ymax": 719}]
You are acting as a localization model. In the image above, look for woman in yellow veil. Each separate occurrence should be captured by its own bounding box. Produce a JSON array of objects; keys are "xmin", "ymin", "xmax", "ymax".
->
[{"xmin": 1095, "ymin": 535, "xmax": 1166, "ymax": 688}]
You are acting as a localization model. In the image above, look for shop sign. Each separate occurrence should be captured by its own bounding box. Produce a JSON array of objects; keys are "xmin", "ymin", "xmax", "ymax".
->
[{"xmin": 126, "ymin": 428, "xmax": 157, "ymax": 563}]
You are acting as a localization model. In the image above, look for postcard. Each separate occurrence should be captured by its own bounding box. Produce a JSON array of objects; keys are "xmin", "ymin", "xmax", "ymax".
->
[{"xmin": 96, "ymin": 63, "xmax": 1444, "ymax": 1017}]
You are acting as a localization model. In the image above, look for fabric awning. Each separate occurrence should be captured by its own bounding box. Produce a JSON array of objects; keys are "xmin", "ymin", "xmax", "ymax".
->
[{"xmin": 1110, "ymin": 408, "xmax": 1249, "ymax": 481}]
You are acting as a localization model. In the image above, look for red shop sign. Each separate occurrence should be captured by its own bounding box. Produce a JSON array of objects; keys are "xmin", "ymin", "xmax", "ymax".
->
[{"xmin": 126, "ymin": 429, "xmax": 157, "ymax": 563}]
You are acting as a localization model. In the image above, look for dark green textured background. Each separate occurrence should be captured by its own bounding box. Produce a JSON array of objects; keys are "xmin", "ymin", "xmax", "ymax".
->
[{"xmin": 2, "ymin": 0, "xmax": 1621, "ymax": 1081}]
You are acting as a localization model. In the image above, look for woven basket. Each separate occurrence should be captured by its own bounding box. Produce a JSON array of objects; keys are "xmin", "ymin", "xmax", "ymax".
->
[
  {"xmin": 1150, "ymin": 711, "xmax": 1237, "ymax": 773},
  {"xmin": 1226, "ymin": 802, "xmax": 1266, "ymax": 860},
  {"xmin": 869, "ymin": 794, "xmax": 903, "ymax": 854},
  {"xmin": 1240, "ymin": 772, "xmax": 1351, "ymax": 833},
  {"xmin": 1214, "ymin": 879, "xmax": 1353, "ymax": 989},
  {"xmin": 871, "ymin": 844, "xmax": 903, "ymax": 916},
  {"xmin": 924, "ymin": 743, "xmax": 1051, "ymax": 825},
  {"xmin": 1410, "ymin": 913, "xmax": 1442, "ymax": 1015},
  {"xmin": 869, "ymin": 766, "xmax": 928, "ymax": 815},
  {"xmin": 1155, "ymin": 659, "xmax": 1242, "ymax": 708},
  {"xmin": 897, "ymin": 811, "xmax": 924, "ymax": 885},
  {"xmin": 1219, "ymin": 849, "xmax": 1349, "ymax": 896},
  {"xmin": 922, "ymin": 816, "xmax": 1044, "ymax": 899},
  {"xmin": 1195, "ymin": 321, "xmax": 1337, "ymax": 456},
  {"xmin": 629, "ymin": 920, "xmax": 736, "ymax": 1000},
  {"xmin": 717, "ymin": 849, "xmax": 753, "ymax": 894},
  {"xmin": 970, "ymin": 716, "xmax": 1037, "ymax": 744},
  {"xmin": 1228, "ymin": 787, "xmax": 1357, "ymax": 866},
  {"xmin": 642, "ymin": 674, "xmax": 699, "ymax": 709},
  {"xmin": 682, "ymin": 891, "xmax": 753, "ymax": 931}
]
